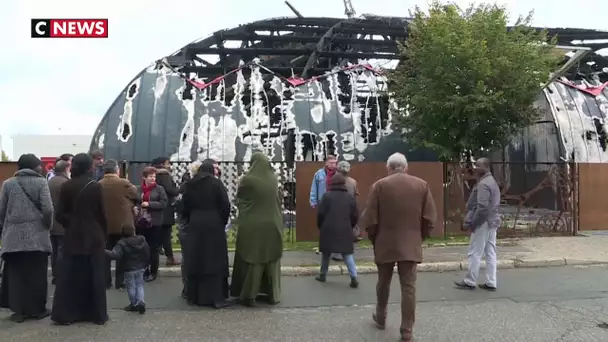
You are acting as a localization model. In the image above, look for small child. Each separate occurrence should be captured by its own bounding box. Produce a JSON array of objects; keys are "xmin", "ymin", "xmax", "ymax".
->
[{"xmin": 106, "ymin": 231, "xmax": 150, "ymax": 314}]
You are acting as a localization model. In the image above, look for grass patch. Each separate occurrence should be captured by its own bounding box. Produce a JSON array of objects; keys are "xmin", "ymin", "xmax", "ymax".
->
[{"xmin": 169, "ymin": 225, "xmax": 470, "ymax": 252}]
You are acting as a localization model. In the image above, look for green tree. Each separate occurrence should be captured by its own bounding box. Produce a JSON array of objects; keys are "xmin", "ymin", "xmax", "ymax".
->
[
  {"xmin": 390, "ymin": 2, "xmax": 559, "ymax": 160},
  {"xmin": 1, "ymin": 150, "xmax": 9, "ymax": 162}
]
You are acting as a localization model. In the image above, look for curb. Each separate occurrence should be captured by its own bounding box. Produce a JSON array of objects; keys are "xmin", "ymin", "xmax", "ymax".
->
[{"xmin": 56, "ymin": 258, "xmax": 608, "ymax": 278}]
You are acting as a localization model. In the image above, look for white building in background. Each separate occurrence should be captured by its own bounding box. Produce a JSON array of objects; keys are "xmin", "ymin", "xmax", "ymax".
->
[{"xmin": 12, "ymin": 134, "xmax": 92, "ymax": 159}]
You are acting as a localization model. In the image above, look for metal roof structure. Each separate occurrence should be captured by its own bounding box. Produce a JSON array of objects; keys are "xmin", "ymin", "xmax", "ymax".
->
[
  {"xmin": 163, "ymin": 16, "xmax": 608, "ymax": 80},
  {"xmin": 90, "ymin": 16, "xmax": 608, "ymax": 166}
]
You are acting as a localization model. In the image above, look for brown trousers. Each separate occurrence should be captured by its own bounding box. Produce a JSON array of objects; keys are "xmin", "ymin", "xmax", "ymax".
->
[{"xmin": 376, "ymin": 261, "xmax": 417, "ymax": 340}]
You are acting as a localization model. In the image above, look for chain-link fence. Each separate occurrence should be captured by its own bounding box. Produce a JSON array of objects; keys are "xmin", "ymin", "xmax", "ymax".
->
[
  {"xmin": 121, "ymin": 160, "xmax": 296, "ymax": 245},
  {"xmin": 443, "ymin": 161, "xmax": 577, "ymax": 238}
]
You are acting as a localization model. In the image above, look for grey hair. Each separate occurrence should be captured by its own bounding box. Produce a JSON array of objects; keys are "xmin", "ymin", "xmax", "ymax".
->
[
  {"xmin": 337, "ymin": 160, "xmax": 351, "ymax": 173},
  {"xmin": 386, "ymin": 153, "xmax": 408, "ymax": 171},
  {"xmin": 102, "ymin": 159, "xmax": 119, "ymax": 175},
  {"xmin": 54, "ymin": 160, "xmax": 70, "ymax": 173}
]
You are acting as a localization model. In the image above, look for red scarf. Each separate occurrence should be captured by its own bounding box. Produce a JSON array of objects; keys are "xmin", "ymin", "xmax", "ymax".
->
[
  {"xmin": 141, "ymin": 181, "xmax": 157, "ymax": 202},
  {"xmin": 325, "ymin": 167, "xmax": 336, "ymax": 187}
]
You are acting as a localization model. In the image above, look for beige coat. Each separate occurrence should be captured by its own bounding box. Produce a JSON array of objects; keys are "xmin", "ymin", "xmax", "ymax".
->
[{"xmin": 361, "ymin": 172, "xmax": 437, "ymax": 264}]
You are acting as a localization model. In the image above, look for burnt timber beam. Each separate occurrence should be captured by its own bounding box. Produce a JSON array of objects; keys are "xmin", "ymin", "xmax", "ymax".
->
[
  {"xmin": 187, "ymin": 47, "xmax": 399, "ymax": 59},
  {"xmin": 180, "ymin": 65, "xmax": 339, "ymax": 76},
  {"xmin": 217, "ymin": 32, "xmax": 396, "ymax": 46},
  {"xmin": 243, "ymin": 24, "xmax": 408, "ymax": 37}
]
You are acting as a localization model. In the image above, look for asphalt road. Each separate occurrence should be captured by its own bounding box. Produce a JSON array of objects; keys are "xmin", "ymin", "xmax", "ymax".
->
[{"xmin": 2, "ymin": 265, "xmax": 608, "ymax": 341}]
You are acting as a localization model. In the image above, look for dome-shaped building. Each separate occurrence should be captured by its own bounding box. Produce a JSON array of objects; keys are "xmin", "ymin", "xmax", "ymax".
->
[{"xmin": 90, "ymin": 16, "xmax": 608, "ymax": 166}]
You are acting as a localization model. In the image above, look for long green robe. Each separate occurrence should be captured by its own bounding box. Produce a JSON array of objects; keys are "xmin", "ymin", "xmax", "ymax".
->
[{"xmin": 230, "ymin": 152, "xmax": 283, "ymax": 304}]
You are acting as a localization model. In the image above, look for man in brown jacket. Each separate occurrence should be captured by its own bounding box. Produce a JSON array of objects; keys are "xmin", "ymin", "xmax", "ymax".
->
[
  {"xmin": 98, "ymin": 159, "xmax": 138, "ymax": 290},
  {"xmin": 48, "ymin": 160, "xmax": 70, "ymax": 285},
  {"xmin": 361, "ymin": 152, "xmax": 437, "ymax": 342}
]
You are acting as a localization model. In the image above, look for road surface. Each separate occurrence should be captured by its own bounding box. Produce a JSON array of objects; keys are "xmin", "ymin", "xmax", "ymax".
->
[{"xmin": 2, "ymin": 265, "xmax": 608, "ymax": 341}]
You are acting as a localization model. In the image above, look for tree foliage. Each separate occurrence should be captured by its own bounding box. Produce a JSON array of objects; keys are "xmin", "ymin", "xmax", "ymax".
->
[
  {"xmin": 1, "ymin": 150, "xmax": 8, "ymax": 162},
  {"xmin": 390, "ymin": 2, "xmax": 559, "ymax": 160}
]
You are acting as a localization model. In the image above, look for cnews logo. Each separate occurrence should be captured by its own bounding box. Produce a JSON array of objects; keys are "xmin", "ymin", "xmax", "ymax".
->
[{"xmin": 31, "ymin": 19, "xmax": 108, "ymax": 38}]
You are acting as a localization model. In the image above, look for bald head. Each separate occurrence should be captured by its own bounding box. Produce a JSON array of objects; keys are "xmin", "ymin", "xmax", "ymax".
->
[
  {"xmin": 474, "ymin": 157, "xmax": 491, "ymax": 176},
  {"xmin": 54, "ymin": 160, "xmax": 70, "ymax": 174}
]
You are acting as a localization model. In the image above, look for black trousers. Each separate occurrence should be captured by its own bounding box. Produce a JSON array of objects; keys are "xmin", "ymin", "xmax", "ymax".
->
[
  {"xmin": 105, "ymin": 234, "xmax": 124, "ymax": 288},
  {"xmin": 50, "ymin": 235, "xmax": 64, "ymax": 281},
  {"xmin": 0, "ymin": 251, "xmax": 49, "ymax": 317},
  {"xmin": 138, "ymin": 226, "xmax": 161, "ymax": 276},
  {"xmin": 160, "ymin": 224, "xmax": 174, "ymax": 258}
]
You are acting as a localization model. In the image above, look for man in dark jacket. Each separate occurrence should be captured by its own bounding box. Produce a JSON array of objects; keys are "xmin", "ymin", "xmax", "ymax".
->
[
  {"xmin": 48, "ymin": 160, "xmax": 70, "ymax": 284},
  {"xmin": 90, "ymin": 150, "xmax": 104, "ymax": 181},
  {"xmin": 99, "ymin": 159, "xmax": 138, "ymax": 289},
  {"xmin": 152, "ymin": 157, "xmax": 181, "ymax": 266}
]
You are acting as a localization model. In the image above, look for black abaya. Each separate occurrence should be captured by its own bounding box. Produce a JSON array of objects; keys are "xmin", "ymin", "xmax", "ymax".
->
[
  {"xmin": 0, "ymin": 251, "xmax": 49, "ymax": 317},
  {"xmin": 51, "ymin": 253, "xmax": 108, "ymax": 324}
]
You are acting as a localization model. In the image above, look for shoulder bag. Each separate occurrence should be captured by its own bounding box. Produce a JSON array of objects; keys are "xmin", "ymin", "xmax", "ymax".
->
[{"xmin": 16, "ymin": 178, "xmax": 42, "ymax": 213}]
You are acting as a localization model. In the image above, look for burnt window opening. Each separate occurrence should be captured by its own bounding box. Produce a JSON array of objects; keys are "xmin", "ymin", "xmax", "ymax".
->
[
  {"xmin": 120, "ymin": 123, "xmax": 131, "ymax": 140},
  {"xmin": 182, "ymin": 82, "xmax": 194, "ymax": 100},
  {"xmin": 337, "ymin": 71, "xmax": 352, "ymax": 114},
  {"xmin": 127, "ymin": 84, "xmax": 138, "ymax": 98},
  {"xmin": 323, "ymin": 133, "xmax": 336, "ymax": 156},
  {"xmin": 321, "ymin": 79, "xmax": 333, "ymax": 101},
  {"xmin": 593, "ymin": 117, "xmax": 607, "ymax": 151},
  {"xmin": 301, "ymin": 133, "xmax": 318, "ymax": 161},
  {"xmin": 357, "ymin": 94, "xmax": 390, "ymax": 144}
]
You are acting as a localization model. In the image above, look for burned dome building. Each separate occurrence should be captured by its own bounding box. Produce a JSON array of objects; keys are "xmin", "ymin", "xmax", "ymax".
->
[{"xmin": 90, "ymin": 16, "xmax": 608, "ymax": 167}]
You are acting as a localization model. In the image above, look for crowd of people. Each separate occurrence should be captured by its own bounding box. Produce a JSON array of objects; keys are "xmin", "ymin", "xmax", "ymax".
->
[
  {"xmin": 0, "ymin": 149, "xmax": 500, "ymax": 342},
  {"xmin": 0, "ymin": 150, "xmax": 286, "ymax": 324}
]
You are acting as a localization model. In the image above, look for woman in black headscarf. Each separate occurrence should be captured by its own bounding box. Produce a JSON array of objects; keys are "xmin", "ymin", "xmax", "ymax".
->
[
  {"xmin": 0, "ymin": 154, "xmax": 54, "ymax": 322},
  {"xmin": 180, "ymin": 160, "xmax": 231, "ymax": 308},
  {"xmin": 51, "ymin": 153, "xmax": 109, "ymax": 325}
]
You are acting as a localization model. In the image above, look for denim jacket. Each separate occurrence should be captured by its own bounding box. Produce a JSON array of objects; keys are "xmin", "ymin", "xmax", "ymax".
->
[{"xmin": 309, "ymin": 168, "xmax": 327, "ymax": 207}]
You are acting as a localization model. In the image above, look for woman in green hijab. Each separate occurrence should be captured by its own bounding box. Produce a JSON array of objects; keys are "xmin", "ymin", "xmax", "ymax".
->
[{"xmin": 230, "ymin": 152, "xmax": 283, "ymax": 306}]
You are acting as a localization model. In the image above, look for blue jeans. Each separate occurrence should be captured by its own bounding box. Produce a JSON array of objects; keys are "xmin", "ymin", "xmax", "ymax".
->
[
  {"xmin": 320, "ymin": 253, "xmax": 357, "ymax": 277},
  {"xmin": 124, "ymin": 269, "xmax": 145, "ymax": 305}
]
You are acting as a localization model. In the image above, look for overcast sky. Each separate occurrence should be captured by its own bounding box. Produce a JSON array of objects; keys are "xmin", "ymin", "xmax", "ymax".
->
[{"xmin": 0, "ymin": 0, "xmax": 606, "ymax": 157}]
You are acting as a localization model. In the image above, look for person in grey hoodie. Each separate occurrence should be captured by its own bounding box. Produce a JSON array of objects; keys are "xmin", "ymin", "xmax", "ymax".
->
[{"xmin": 0, "ymin": 154, "xmax": 54, "ymax": 323}]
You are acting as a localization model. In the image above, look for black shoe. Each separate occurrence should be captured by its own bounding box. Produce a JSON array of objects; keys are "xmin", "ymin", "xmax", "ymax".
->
[
  {"xmin": 145, "ymin": 274, "xmax": 157, "ymax": 282},
  {"xmin": 9, "ymin": 314, "xmax": 25, "ymax": 323},
  {"xmin": 453, "ymin": 280, "xmax": 476, "ymax": 290},
  {"xmin": 350, "ymin": 277, "xmax": 359, "ymax": 288},
  {"xmin": 331, "ymin": 257, "xmax": 342, "ymax": 261},
  {"xmin": 479, "ymin": 284, "xmax": 497, "ymax": 291},
  {"xmin": 315, "ymin": 275, "xmax": 326, "ymax": 283},
  {"xmin": 124, "ymin": 304, "xmax": 137, "ymax": 312},
  {"xmin": 33, "ymin": 310, "xmax": 50, "ymax": 320},
  {"xmin": 137, "ymin": 303, "xmax": 146, "ymax": 314},
  {"xmin": 212, "ymin": 301, "xmax": 231, "ymax": 309}
]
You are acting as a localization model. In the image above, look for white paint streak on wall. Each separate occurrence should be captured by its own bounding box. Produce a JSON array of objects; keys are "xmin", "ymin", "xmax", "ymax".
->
[
  {"xmin": 116, "ymin": 77, "xmax": 140, "ymax": 142},
  {"xmin": 153, "ymin": 65, "xmax": 168, "ymax": 99},
  {"xmin": 171, "ymin": 84, "xmax": 196, "ymax": 161},
  {"xmin": 309, "ymin": 82, "xmax": 324, "ymax": 124}
]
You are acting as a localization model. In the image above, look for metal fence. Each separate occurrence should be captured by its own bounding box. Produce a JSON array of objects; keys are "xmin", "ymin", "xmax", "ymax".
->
[
  {"xmin": 443, "ymin": 161, "xmax": 578, "ymax": 238},
  {"xmin": 121, "ymin": 161, "xmax": 296, "ymax": 244}
]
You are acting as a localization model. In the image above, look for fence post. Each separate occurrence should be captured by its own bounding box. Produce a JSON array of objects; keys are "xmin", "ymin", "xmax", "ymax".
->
[
  {"xmin": 442, "ymin": 162, "xmax": 448, "ymax": 239},
  {"xmin": 119, "ymin": 160, "xmax": 128, "ymax": 179}
]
